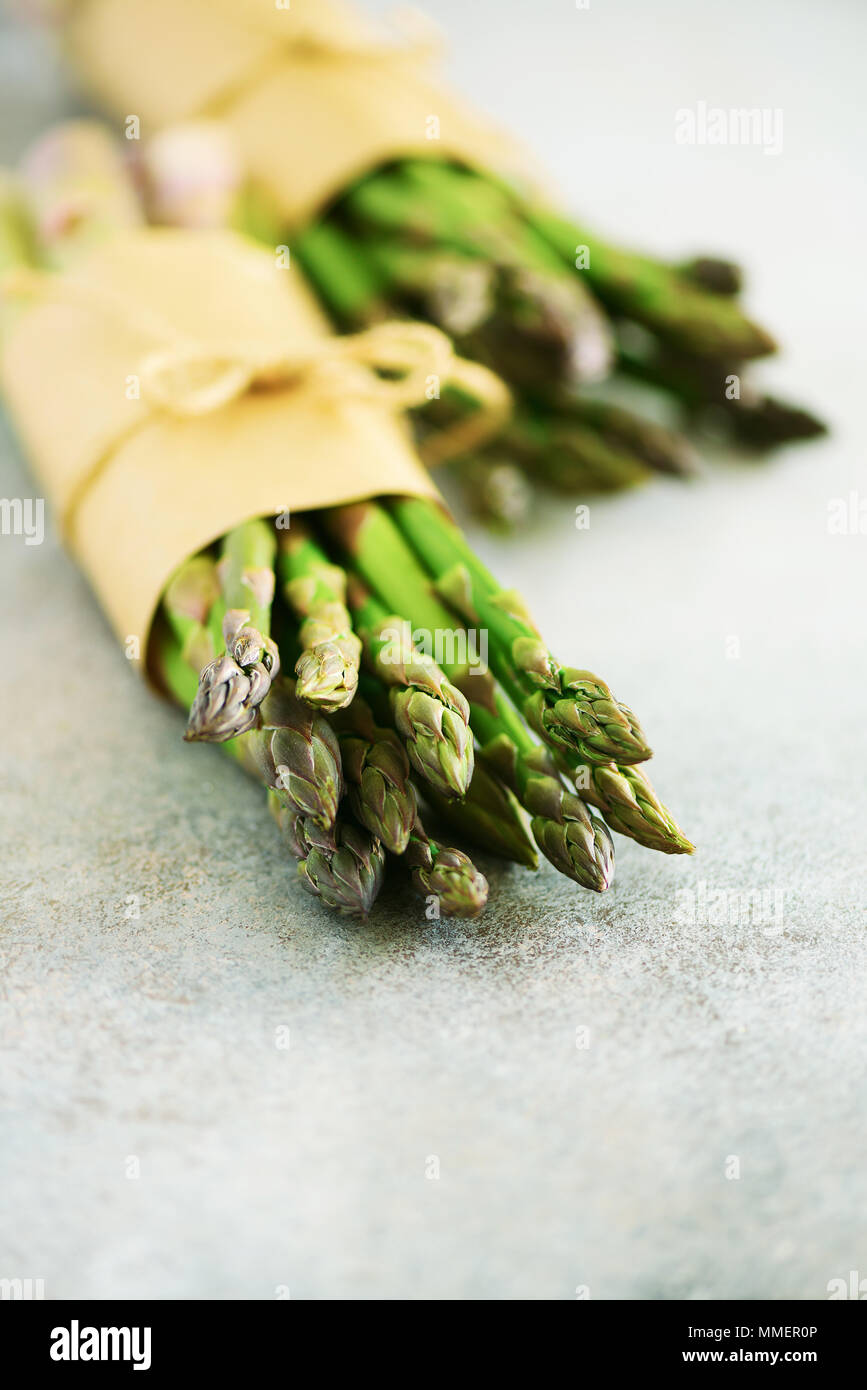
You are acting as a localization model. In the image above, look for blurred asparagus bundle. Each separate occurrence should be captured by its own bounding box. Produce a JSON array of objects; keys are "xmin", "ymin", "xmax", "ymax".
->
[
  {"xmin": 303, "ymin": 160, "xmax": 826, "ymax": 489},
  {"xmin": 0, "ymin": 122, "xmax": 693, "ymax": 925},
  {"xmin": 33, "ymin": 0, "xmax": 825, "ymax": 528},
  {"xmin": 137, "ymin": 121, "xmax": 825, "ymax": 529}
]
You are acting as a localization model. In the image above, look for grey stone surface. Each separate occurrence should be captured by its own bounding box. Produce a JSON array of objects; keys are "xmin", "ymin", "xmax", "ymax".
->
[{"xmin": 1, "ymin": 1, "xmax": 865, "ymax": 1299}]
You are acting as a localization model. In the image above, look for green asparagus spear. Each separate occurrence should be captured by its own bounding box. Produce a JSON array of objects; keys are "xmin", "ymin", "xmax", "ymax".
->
[
  {"xmin": 186, "ymin": 520, "xmax": 280, "ymax": 742},
  {"xmin": 498, "ymin": 405, "xmax": 653, "ymax": 492},
  {"xmin": 155, "ymin": 613, "xmax": 380, "ymax": 917},
  {"xmin": 468, "ymin": 673, "xmax": 690, "ymax": 857},
  {"xmin": 354, "ymin": 670, "xmax": 537, "ymax": 868},
  {"xmin": 677, "ymin": 255, "xmax": 743, "ymax": 297},
  {"xmin": 522, "ymin": 200, "xmax": 777, "ymax": 361},
  {"xmin": 619, "ymin": 341, "xmax": 827, "ymax": 448},
  {"xmin": 331, "ymin": 697, "xmax": 417, "ymax": 855},
  {"xmin": 277, "ymin": 518, "xmax": 362, "ymax": 712},
  {"xmin": 552, "ymin": 397, "xmax": 698, "ymax": 478},
  {"xmin": 470, "ymin": 717, "xmax": 613, "ymax": 891},
  {"xmin": 237, "ymin": 679, "xmax": 344, "ymax": 831},
  {"xmin": 415, "ymin": 762, "xmax": 538, "ymax": 869},
  {"xmin": 270, "ymin": 795, "xmax": 386, "ymax": 920},
  {"xmin": 162, "ymin": 555, "xmax": 220, "ymax": 680},
  {"xmin": 336, "ymin": 569, "xmax": 474, "ymax": 801},
  {"xmin": 155, "ymin": 600, "xmax": 337, "ymax": 833},
  {"xmin": 350, "ymin": 160, "xmax": 771, "ymax": 362},
  {"xmin": 345, "ymin": 496, "xmax": 650, "ymax": 766},
  {"xmin": 569, "ymin": 758, "xmax": 694, "ymax": 855},
  {"xmin": 404, "ymin": 809, "xmax": 489, "ymax": 919},
  {"xmin": 338, "ymin": 163, "xmax": 612, "ymax": 388}
]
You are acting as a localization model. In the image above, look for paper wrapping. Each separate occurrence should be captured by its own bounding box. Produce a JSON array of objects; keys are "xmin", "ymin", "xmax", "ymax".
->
[
  {"xmin": 63, "ymin": 0, "xmax": 534, "ymax": 228},
  {"xmin": 0, "ymin": 227, "xmax": 440, "ymax": 678}
]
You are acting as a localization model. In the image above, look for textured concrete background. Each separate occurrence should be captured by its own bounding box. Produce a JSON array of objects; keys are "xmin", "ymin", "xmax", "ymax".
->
[{"xmin": 1, "ymin": 0, "xmax": 865, "ymax": 1299}]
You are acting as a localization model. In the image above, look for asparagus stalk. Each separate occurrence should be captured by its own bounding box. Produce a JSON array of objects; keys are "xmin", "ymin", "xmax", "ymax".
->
[
  {"xmin": 236, "ymin": 679, "xmax": 344, "ymax": 831},
  {"xmin": 160, "ymin": 560, "xmax": 344, "ymax": 831},
  {"xmin": 552, "ymin": 397, "xmax": 699, "ymax": 479},
  {"xmin": 162, "ymin": 555, "xmax": 220, "ymax": 676},
  {"xmin": 416, "ymin": 165, "xmax": 821, "ymax": 445},
  {"xmin": 331, "ymin": 697, "xmax": 417, "ymax": 855},
  {"xmin": 276, "ymin": 518, "xmax": 362, "ymax": 712},
  {"xmin": 569, "ymin": 758, "xmax": 694, "ymax": 855},
  {"xmin": 186, "ymin": 519, "xmax": 280, "ymax": 742},
  {"xmin": 341, "ymin": 574, "xmax": 475, "ymax": 802},
  {"xmin": 157, "ymin": 569, "xmax": 383, "ymax": 915},
  {"xmin": 323, "ymin": 502, "xmax": 626, "ymax": 886},
  {"xmin": 338, "ymin": 162, "xmax": 613, "ymax": 388},
  {"xmin": 354, "ymin": 669, "xmax": 537, "ymax": 868},
  {"xmin": 270, "ymin": 795, "xmax": 386, "ymax": 920},
  {"xmin": 344, "ymin": 159, "xmax": 774, "ymax": 363},
  {"xmin": 522, "ymin": 200, "xmax": 777, "ymax": 361},
  {"xmin": 342, "ymin": 497, "xmax": 650, "ymax": 766},
  {"xmin": 497, "ymin": 406, "xmax": 652, "ymax": 492},
  {"xmin": 470, "ymin": 716, "xmax": 614, "ymax": 891},
  {"xmin": 161, "ymin": 567, "xmax": 344, "ymax": 830},
  {"xmin": 357, "ymin": 672, "xmax": 538, "ymax": 868},
  {"xmin": 464, "ymin": 660, "xmax": 690, "ymax": 857},
  {"xmin": 293, "ymin": 216, "xmax": 391, "ymax": 327},
  {"xmin": 677, "ymin": 255, "xmax": 743, "ymax": 297},
  {"xmin": 415, "ymin": 761, "xmax": 538, "ymax": 869},
  {"xmin": 153, "ymin": 614, "xmax": 381, "ymax": 915},
  {"xmin": 619, "ymin": 342, "xmax": 827, "ymax": 448},
  {"xmin": 404, "ymin": 810, "xmax": 489, "ymax": 919}
]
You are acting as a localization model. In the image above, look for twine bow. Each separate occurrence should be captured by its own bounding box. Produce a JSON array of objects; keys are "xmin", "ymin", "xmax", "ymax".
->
[{"xmin": 1, "ymin": 266, "xmax": 511, "ymax": 475}]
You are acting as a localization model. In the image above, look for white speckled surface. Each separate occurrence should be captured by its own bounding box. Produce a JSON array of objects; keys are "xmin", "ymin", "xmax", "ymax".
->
[{"xmin": 1, "ymin": 0, "xmax": 865, "ymax": 1299}]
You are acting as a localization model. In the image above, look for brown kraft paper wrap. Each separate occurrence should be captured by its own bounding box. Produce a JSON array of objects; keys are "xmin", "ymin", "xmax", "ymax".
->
[
  {"xmin": 63, "ymin": 0, "xmax": 536, "ymax": 228},
  {"xmin": 0, "ymin": 227, "xmax": 463, "ymax": 680}
]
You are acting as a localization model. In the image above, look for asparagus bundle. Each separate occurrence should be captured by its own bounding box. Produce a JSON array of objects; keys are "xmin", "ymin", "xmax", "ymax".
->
[
  {"xmin": 138, "ymin": 124, "xmax": 699, "ymax": 522},
  {"xmin": 307, "ymin": 162, "xmax": 826, "ymax": 499},
  {"xmin": 1, "ymin": 121, "xmax": 693, "ymax": 929},
  {"xmin": 39, "ymin": 0, "xmax": 826, "ymax": 528},
  {"xmin": 134, "ymin": 120, "xmax": 824, "ymax": 529},
  {"xmin": 302, "ymin": 154, "xmax": 826, "ymax": 453},
  {"xmin": 1, "ymin": 122, "xmax": 697, "ymax": 934}
]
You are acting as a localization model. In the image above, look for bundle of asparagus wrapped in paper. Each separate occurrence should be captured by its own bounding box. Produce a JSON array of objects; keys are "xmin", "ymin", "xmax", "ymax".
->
[
  {"xmin": 1, "ymin": 121, "xmax": 693, "ymax": 925},
  {"xmin": 133, "ymin": 128, "xmax": 826, "ymax": 526},
  {"xmin": 41, "ymin": 0, "xmax": 824, "ymax": 526},
  {"xmin": 135, "ymin": 122, "xmax": 707, "ymax": 522}
]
